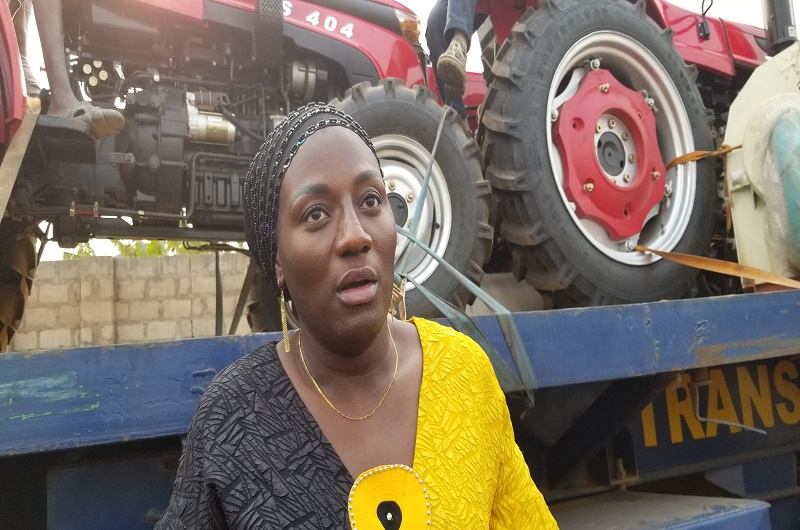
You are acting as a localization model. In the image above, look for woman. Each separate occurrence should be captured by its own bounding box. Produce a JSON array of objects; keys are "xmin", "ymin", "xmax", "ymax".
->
[{"xmin": 156, "ymin": 103, "xmax": 557, "ymax": 529}]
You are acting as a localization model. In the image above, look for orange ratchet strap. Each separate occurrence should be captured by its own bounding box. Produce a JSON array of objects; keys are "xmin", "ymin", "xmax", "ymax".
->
[{"xmin": 635, "ymin": 245, "xmax": 800, "ymax": 290}]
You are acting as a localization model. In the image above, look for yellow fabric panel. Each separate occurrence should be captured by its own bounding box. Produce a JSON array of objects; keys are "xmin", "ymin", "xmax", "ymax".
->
[{"xmin": 410, "ymin": 318, "xmax": 558, "ymax": 529}]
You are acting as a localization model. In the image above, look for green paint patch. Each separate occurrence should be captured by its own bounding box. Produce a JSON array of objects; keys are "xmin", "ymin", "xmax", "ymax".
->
[
  {"xmin": 8, "ymin": 402, "xmax": 100, "ymax": 421},
  {"xmin": 10, "ymin": 411, "xmax": 54, "ymax": 421},
  {"xmin": 0, "ymin": 373, "xmax": 83, "ymax": 405}
]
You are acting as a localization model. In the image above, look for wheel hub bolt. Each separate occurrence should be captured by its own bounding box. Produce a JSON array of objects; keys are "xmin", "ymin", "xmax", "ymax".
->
[
  {"xmin": 590, "ymin": 58, "xmax": 601, "ymax": 70},
  {"xmin": 584, "ymin": 182, "xmax": 595, "ymax": 193},
  {"xmin": 665, "ymin": 182, "xmax": 673, "ymax": 196},
  {"xmin": 551, "ymin": 109, "xmax": 559, "ymax": 122},
  {"xmin": 620, "ymin": 239, "xmax": 636, "ymax": 252},
  {"xmin": 651, "ymin": 170, "xmax": 661, "ymax": 180},
  {"xmin": 595, "ymin": 123, "xmax": 602, "ymax": 133},
  {"xmin": 624, "ymin": 173, "xmax": 631, "ymax": 183},
  {"xmin": 406, "ymin": 193, "xmax": 415, "ymax": 203},
  {"xmin": 628, "ymin": 154, "xmax": 635, "ymax": 163},
  {"xmin": 622, "ymin": 132, "xmax": 629, "ymax": 141},
  {"xmin": 388, "ymin": 180, "xmax": 396, "ymax": 191},
  {"xmin": 599, "ymin": 83, "xmax": 610, "ymax": 93},
  {"xmin": 608, "ymin": 119, "xmax": 616, "ymax": 128},
  {"xmin": 568, "ymin": 202, "xmax": 577, "ymax": 212}
]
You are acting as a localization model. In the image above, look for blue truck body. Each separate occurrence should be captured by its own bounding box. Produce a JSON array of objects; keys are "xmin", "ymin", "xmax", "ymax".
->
[{"xmin": 1, "ymin": 289, "xmax": 799, "ymax": 528}]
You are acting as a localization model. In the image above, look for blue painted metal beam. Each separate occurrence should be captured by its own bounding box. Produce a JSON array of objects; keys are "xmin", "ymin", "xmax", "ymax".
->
[
  {"xmin": 482, "ymin": 290, "xmax": 800, "ymax": 388},
  {"xmin": 0, "ymin": 290, "xmax": 798, "ymax": 457}
]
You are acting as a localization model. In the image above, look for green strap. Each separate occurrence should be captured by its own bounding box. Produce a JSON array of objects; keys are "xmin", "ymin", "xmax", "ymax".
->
[
  {"xmin": 395, "ymin": 105, "xmax": 449, "ymax": 276},
  {"xmin": 404, "ymin": 275, "xmax": 521, "ymax": 394},
  {"xmin": 389, "ymin": 102, "xmax": 537, "ymax": 408},
  {"xmin": 396, "ymin": 226, "xmax": 537, "ymax": 408}
]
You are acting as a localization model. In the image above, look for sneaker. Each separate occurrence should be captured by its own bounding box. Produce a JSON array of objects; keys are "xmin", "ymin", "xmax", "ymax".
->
[
  {"xmin": 61, "ymin": 101, "xmax": 125, "ymax": 139},
  {"xmin": 437, "ymin": 38, "xmax": 467, "ymax": 97}
]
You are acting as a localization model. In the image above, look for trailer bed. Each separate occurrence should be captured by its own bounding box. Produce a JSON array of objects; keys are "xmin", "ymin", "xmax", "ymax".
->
[{"xmin": 1, "ymin": 290, "xmax": 798, "ymax": 528}]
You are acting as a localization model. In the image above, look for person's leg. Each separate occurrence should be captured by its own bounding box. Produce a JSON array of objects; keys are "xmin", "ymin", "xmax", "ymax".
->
[
  {"xmin": 31, "ymin": 0, "xmax": 123, "ymax": 138},
  {"xmin": 11, "ymin": 0, "xmax": 41, "ymax": 96},
  {"xmin": 436, "ymin": 0, "xmax": 476, "ymax": 97},
  {"xmin": 31, "ymin": 0, "xmax": 73, "ymax": 115},
  {"xmin": 427, "ymin": 0, "xmax": 467, "ymax": 118},
  {"xmin": 444, "ymin": 0, "xmax": 477, "ymax": 45}
]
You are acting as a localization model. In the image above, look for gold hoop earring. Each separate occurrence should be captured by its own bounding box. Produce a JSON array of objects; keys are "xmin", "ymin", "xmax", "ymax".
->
[{"xmin": 280, "ymin": 289, "xmax": 290, "ymax": 352}]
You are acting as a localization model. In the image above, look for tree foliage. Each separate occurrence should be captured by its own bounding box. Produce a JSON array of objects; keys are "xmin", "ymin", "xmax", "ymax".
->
[
  {"xmin": 60, "ymin": 240, "xmax": 245, "ymax": 259},
  {"xmin": 111, "ymin": 240, "xmax": 201, "ymax": 257},
  {"xmin": 62, "ymin": 242, "xmax": 96, "ymax": 260},
  {"xmin": 62, "ymin": 240, "xmax": 204, "ymax": 259}
]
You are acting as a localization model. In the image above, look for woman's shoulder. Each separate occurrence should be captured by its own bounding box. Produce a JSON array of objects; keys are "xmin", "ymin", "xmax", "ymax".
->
[
  {"xmin": 193, "ymin": 341, "xmax": 282, "ymax": 418},
  {"xmin": 410, "ymin": 317, "xmax": 496, "ymax": 379},
  {"xmin": 410, "ymin": 317, "xmax": 484, "ymax": 352},
  {"xmin": 211, "ymin": 341, "xmax": 279, "ymax": 389}
]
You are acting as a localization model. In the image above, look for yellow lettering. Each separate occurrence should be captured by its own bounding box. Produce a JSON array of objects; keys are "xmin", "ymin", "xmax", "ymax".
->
[
  {"xmin": 666, "ymin": 375, "xmax": 705, "ymax": 443},
  {"xmin": 641, "ymin": 402, "xmax": 658, "ymax": 447},
  {"xmin": 705, "ymin": 369, "xmax": 742, "ymax": 437},
  {"xmin": 738, "ymin": 365, "xmax": 775, "ymax": 429},
  {"xmin": 775, "ymin": 360, "xmax": 800, "ymax": 424}
]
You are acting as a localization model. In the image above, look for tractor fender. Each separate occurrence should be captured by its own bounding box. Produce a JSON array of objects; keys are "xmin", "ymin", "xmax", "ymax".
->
[
  {"xmin": 204, "ymin": 0, "xmax": 425, "ymax": 90},
  {"xmin": 0, "ymin": 0, "xmax": 24, "ymax": 147}
]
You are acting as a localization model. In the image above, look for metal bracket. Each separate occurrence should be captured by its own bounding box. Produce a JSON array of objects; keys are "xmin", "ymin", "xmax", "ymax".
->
[
  {"xmin": 687, "ymin": 373, "xmax": 767, "ymax": 435},
  {"xmin": 97, "ymin": 152, "xmax": 136, "ymax": 166},
  {"xmin": 609, "ymin": 456, "xmax": 640, "ymax": 488},
  {"xmin": 229, "ymin": 258, "xmax": 257, "ymax": 335}
]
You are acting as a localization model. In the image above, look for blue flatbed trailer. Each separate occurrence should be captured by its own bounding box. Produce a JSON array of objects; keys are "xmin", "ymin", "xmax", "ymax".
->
[{"xmin": 1, "ymin": 290, "xmax": 799, "ymax": 529}]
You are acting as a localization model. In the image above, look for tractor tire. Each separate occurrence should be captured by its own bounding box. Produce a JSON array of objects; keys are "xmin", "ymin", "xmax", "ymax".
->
[
  {"xmin": 482, "ymin": 0, "xmax": 716, "ymax": 305},
  {"xmin": 0, "ymin": 219, "xmax": 38, "ymax": 352},
  {"xmin": 334, "ymin": 79, "xmax": 492, "ymax": 318}
]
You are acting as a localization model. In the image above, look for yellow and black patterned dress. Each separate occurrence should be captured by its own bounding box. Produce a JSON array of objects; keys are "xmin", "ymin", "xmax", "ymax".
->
[{"xmin": 156, "ymin": 318, "xmax": 557, "ymax": 530}]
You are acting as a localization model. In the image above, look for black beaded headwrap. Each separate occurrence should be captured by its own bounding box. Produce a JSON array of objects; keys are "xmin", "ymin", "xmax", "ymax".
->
[{"xmin": 244, "ymin": 102, "xmax": 384, "ymax": 296}]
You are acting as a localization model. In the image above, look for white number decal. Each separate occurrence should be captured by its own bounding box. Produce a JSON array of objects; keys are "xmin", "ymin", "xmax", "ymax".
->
[
  {"xmin": 340, "ymin": 23, "xmax": 354, "ymax": 39},
  {"xmin": 305, "ymin": 11, "xmax": 320, "ymax": 26},
  {"xmin": 283, "ymin": 0, "xmax": 292, "ymax": 17},
  {"xmin": 302, "ymin": 11, "xmax": 354, "ymax": 38}
]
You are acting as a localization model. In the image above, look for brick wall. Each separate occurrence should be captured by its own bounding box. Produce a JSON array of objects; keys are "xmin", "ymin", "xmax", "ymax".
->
[{"xmin": 8, "ymin": 252, "xmax": 253, "ymax": 352}]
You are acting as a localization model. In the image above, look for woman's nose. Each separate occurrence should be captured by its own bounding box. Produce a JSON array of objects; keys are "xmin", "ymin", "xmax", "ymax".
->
[{"xmin": 334, "ymin": 207, "xmax": 373, "ymax": 255}]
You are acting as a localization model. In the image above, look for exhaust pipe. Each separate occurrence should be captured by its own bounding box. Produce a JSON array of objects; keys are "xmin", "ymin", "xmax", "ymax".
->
[{"xmin": 762, "ymin": 0, "xmax": 797, "ymax": 55}]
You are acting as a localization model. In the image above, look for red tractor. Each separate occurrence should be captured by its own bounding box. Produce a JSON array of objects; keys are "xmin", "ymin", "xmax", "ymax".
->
[{"xmin": 0, "ymin": 0, "xmax": 788, "ymax": 350}]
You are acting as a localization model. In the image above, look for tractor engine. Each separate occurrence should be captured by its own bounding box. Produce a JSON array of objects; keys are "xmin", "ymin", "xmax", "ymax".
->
[{"xmin": 40, "ymin": 0, "xmax": 343, "ymax": 245}]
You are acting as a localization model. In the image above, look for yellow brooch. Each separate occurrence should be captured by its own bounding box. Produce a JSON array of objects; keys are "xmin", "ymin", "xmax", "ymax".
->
[{"xmin": 348, "ymin": 464, "xmax": 431, "ymax": 529}]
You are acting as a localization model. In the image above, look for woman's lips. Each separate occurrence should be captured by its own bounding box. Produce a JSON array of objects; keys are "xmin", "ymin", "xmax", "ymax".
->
[{"xmin": 336, "ymin": 281, "xmax": 378, "ymax": 306}]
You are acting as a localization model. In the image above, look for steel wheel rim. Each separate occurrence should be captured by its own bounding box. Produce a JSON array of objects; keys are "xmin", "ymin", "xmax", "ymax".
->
[
  {"xmin": 373, "ymin": 134, "xmax": 453, "ymax": 289},
  {"xmin": 547, "ymin": 31, "xmax": 697, "ymax": 266}
]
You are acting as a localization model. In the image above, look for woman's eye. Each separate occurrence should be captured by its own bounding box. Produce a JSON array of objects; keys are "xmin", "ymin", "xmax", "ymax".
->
[
  {"xmin": 305, "ymin": 208, "xmax": 328, "ymax": 223},
  {"xmin": 363, "ymin": 193, "xmax": 381, "ymax": 209}
]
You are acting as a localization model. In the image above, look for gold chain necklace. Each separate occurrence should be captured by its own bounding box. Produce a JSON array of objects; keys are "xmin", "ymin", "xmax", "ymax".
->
[{"xmin": 298, "ymin": 324, "xmax": 399, "ymax": 421}]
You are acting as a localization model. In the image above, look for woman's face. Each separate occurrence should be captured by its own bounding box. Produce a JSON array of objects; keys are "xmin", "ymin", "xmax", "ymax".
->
[{"xmin": 274, "ymin": 126, "xmax": 397, "ymax": 344}]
